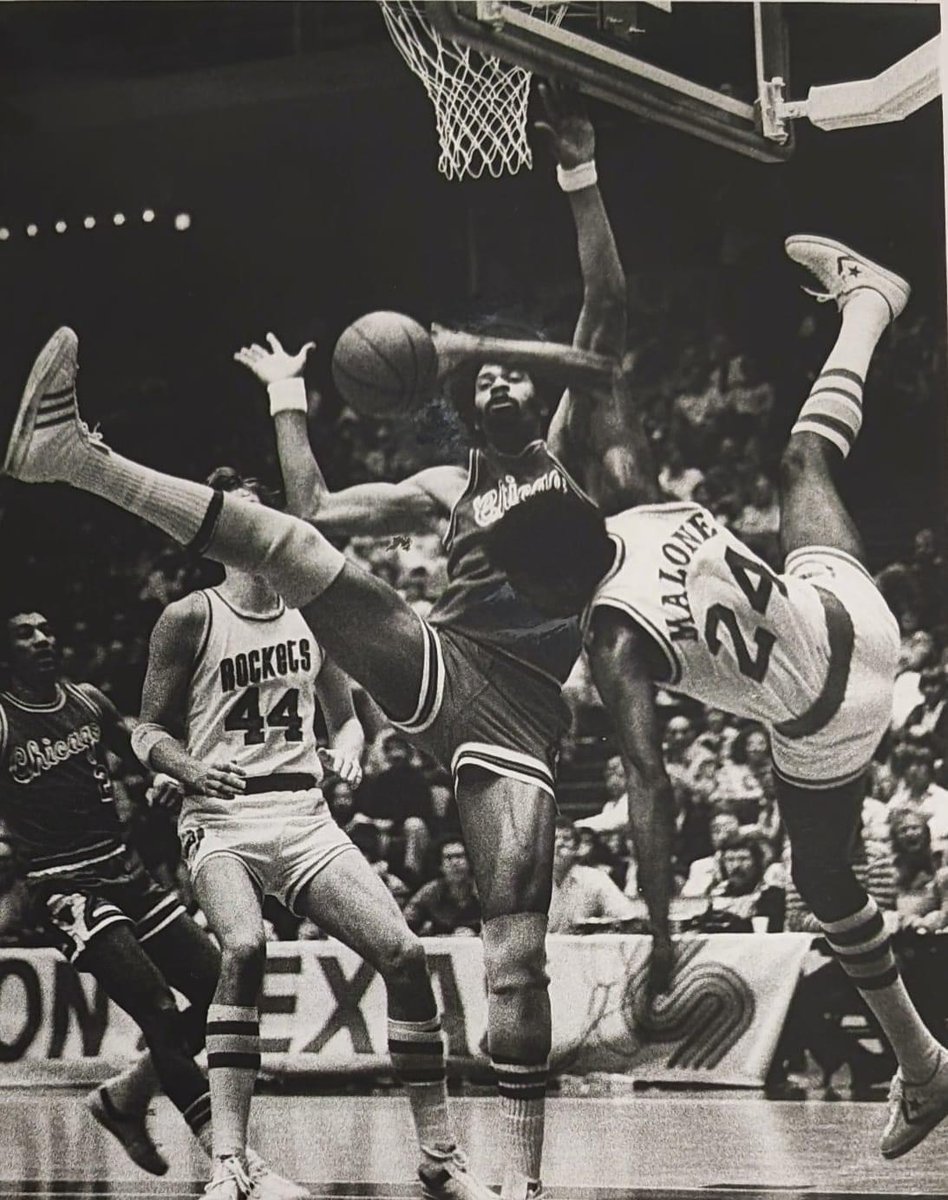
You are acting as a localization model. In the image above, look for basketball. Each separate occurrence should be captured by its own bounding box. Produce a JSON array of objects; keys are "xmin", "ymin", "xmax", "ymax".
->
[{"xmin": 331, "ymin": 311, "xmax": 438, "ymax": 417}]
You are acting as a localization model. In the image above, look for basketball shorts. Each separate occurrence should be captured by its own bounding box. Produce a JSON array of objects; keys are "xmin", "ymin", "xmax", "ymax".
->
[
  {"xmin": 387, "ymin": 623, "xmax": 569, "ymax": 799},
  {"xmin": 33, "ymin": 849, "xmax": 188, "ymax": 965},
  {"xmin": 178, "ymin": 789, "xmax": 356, "ymax": 915},
  {"xmin": 769, "ymin": 545, "xmax": 900, "ymax": 790}
]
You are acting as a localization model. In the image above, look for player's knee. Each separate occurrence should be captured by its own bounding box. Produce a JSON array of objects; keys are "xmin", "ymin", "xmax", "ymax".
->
[
  {"xmin": 252, "ymin": 516, "xmax": 344, "ymax": 609},
  {"xmin": 374, "ymin": 933, "xmax": 428, "ymax": 986},
  {"xmin": 138, "ymin": 992, "xmax": 188, "ymax": 1053},
  {"xmin": 482, "ymin": 913, "xmax": 549, "ymax": 999},
  {"xmin": 220, "ymin": 931, "xmax": 267, "ymax": 989},
  {"xmin": 780, "ymin": 439, "xmax": 831, "ymax": 492}
]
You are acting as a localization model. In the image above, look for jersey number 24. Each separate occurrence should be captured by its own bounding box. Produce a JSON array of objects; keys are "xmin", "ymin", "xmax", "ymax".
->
[{"xmin": 704, "ymin": 547, "xmax": 787, "ymax": 683}]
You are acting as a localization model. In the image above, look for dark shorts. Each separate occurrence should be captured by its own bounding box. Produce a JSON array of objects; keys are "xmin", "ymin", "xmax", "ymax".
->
[
  {"xmin": 30, "ymin": 848, "xmax": 187, "ymax": 965},
  {"xmin": 387, "ymin": 623, "xmax": 569, "ymax": 798}
]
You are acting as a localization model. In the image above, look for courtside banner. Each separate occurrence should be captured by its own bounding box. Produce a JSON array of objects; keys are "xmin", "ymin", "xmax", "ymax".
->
[{"xmin": 0, "ymin": 934, "xmax": 811, "ymax": 1087}]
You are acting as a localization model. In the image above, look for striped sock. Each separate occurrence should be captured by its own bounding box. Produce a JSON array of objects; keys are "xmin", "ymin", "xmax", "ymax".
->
[
  {"xmin": 207, "ymin": 1004, "xmax": 260, "ymax": 1159},
  {"xmin": 182, "ymin": 1089, "xmax": 213, "ymax": 1157},
  {"xmin": 388, "ymin": 1016, "xmax": 454, "ymax": 1157},
  {"xmin": 68, "ymin": 443, "xmax": 217, "ymax": 548},
  {"xmin": 790, "ymin": 368, "xmax": 864, "ymax": 458},
  {"xmin": 494, "ymin": 1058, "xmax": 547, "ymax": 1185},
  {"xmin": 822, "ymin": 898, "xmax": 942, "ymax": 1082}
]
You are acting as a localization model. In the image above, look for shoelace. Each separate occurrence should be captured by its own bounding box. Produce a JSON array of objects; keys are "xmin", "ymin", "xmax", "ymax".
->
[
  {"xmin": 207, "ymin": 1156, "xmax": 252, "ymax": 1195},
  {"xmin": 801, "ymin": 286, "xmax": 835, "ymax": 304},
  {"xmin": 887, "ymin": 1072, "xmax": 904, "ymax": 1104}
]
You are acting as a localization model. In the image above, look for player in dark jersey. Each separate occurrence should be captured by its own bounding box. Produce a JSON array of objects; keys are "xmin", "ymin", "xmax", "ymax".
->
[
  {"xmin": 0, "ymin": 608, "xmax": 220, "ymax": 1175},
  {"xmin": 483, "ymin": 238, "xmax": 948, "ymax": 1158},
  {"xmin": 1, "ymin": 90, "xmax": 647, "ymax": 1200}
]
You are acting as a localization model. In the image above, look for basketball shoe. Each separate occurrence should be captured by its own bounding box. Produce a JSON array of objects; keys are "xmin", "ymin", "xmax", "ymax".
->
[
  {"xmin": 881, "ymin": 1049, "xmax": 948, "ymax": 1158},
  {"xmin": 86, "ymin": 1085, "xmax": 168, "ymax": 1176},
  {"xmin": 204, "ymin": 1155, "xmax": 253, "ymax": 1200},
  {"xmin": 418, "ymin": 1148, "xmax": 498, "ymax": 1200},
  {"xmin": 785, "ymin": 235, "xmax": 910, "ymax": 322},
  {"xmin": 2, "ymin": 326, "xmax": 108, "ymax": 483},
  {"xmin": 245, "ymin": 1148, "xmax": 311, "ymax": 1200}
]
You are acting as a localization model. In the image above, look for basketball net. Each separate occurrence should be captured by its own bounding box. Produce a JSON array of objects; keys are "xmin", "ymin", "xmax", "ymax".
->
[{"xmin": 379, "ymin": 1, "xmax": 567, "ymax": 181}]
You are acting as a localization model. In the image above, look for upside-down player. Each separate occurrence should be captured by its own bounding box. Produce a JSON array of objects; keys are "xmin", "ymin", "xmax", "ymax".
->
[
  {"xmin": 485, "ymin": 236, "xmax": 948, "ymax": 1157},
  {"xmin": 134, "ymin": 467, "xmax": 495, "ymax": 1200},
  {"xmin": 0, "ymin": 87, "xmax": 653, "ymax": 1200}
]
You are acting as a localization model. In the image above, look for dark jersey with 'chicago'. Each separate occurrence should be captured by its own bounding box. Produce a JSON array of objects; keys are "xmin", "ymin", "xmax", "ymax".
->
[
  {"xmin": 429, "ymin": 441, "xmax": 594, "ymax": 686},
  {"xmin": 0, "ymin": 681, "xmax": 126, "ymax": 882}
]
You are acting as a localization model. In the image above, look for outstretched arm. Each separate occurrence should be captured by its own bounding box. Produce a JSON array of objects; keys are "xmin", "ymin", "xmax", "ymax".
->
[
  {"xmin": 534, "ymin": 82, "xmax": 626, "ymax": 358},
  {"xmin": 588, "ymin": 606, "xmax": 675, "ymax": 997},
  {"xmin": 235, "ymin": 334, "xmax": 462, "ymax": 537}
]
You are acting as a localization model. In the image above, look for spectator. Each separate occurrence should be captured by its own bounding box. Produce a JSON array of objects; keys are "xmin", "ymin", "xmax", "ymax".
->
[
  {"xmin": 663, "ymin": 713, "xmax": 714, "ymax": 785},
  {"xmin": 732, "ymin": 473, "xmax": 781, "ymax": 565},
  {"xmin": 0, "ymin": 830, "xmax": 37, "ymax": 946},
  {"xmin": 710, "ymin": 725, "xmax": 778, "ymax": 846},
  {"xmin": 657, "ymin": 442, "xmax": 704, "ymax": 502},
  {"xmin": 891, "ymin": 628, "xmax": 935, "ymax": 732},
  {"xmin": 694, "ymin": 706, "xmax": 737, "ymax": 766},
  {"xmin": 680, "ymin": 811, "xmax": 742, "ymax": 898},
  {"xmin": 400, "ymin": 565, "xmax": 434, "ymax": 619},
  {"xmin": 889, "ymin": 810, "xmax": 948, "ymax": 932},
  {"xmin": 888, "ymin": 744, "xmax": 948, "ymax": 862},
  {"xmin": 574, "ymin": 756, "xmax": 628, "ymax": 833},
  {"xmin": 903, "ymin": 666, "xmax": 948, "ymax": 767},
  {"xmin": 547, "ymin": 820, "xmax": 637, "ymax": 933},
  {"xmin": 403, "ymin": 838, "xmax": 481, "ymax": 937},
  {"xmin": 708, "ymin": 835, "xmax": 783, "ymax": 930}
]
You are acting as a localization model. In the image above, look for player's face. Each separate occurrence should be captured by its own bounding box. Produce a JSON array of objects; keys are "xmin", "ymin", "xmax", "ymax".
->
[
  {"xmin": 895, "ymin": 815, "xmax": 927, "ymax": 852},
  {"xmin": 722, "ymin": 848, "xmax": 757, "ymax": 892},
  {"xmin": 440, "ymin": 841, "xmax": 470, "ymax": 884},
  {"xmin": 473, "ymin": 364, "xmax": 540, "ymax": 448},
  {"xmin": 6, "ymin": 613, "xmax": 57, "ymax": 680},
  {"xmin": 553, "ymin": 827, "xmax": 577, "ymax": 868}
]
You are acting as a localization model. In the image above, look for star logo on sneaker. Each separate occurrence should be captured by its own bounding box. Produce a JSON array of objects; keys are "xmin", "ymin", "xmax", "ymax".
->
[
  {"xmin": 902, "ymin": 1093, "xmax": 927, "ymax": 1123},
  {"xmin": 837, "ymin": 256, "xmax": 861, "ymax": 280}
]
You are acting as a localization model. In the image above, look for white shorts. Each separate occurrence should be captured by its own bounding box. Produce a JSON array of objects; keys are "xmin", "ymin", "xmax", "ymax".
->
[
  {"xmin": 178, "ymin": 789, "xmax": 356, "ymax": 914},
  {"xmin": 769, "ymin": 546, "xmax": 899, "ymax": 790}
]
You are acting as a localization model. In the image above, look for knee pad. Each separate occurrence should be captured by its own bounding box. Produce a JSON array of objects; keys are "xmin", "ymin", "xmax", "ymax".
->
[{"xmin": 482, "ymin": 912, "xmax": 549, "ymax": 996}]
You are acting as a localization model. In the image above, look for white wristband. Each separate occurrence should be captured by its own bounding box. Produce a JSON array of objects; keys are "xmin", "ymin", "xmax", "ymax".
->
[
  {"xmin": 557, "ymin": 160, "xmax": 598, "ymax": 193},
  {"xmin": 130, "ymin": 722, "xmax": 174, "ymax": 770},
  {"xmin": 267, "ymin": 377, "xmax": 308, "ymax": 416}
]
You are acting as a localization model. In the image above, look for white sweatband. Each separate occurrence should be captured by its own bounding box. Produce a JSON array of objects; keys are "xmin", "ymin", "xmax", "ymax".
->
[
  {"xmin": 557, "ymin": 160, "xmax": 598, "ymax": 193},
  {"xmin": 267, "ymin": 377, "xmax": 308, "ymax": 416},
  {"xmin": 131, "ymin": 722, "xmax": 175, "ymax": 769}
]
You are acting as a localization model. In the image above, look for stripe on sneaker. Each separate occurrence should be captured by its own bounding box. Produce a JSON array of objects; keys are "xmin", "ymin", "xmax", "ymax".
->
[
  {"xmin": 35, "ymin": 412, "xmax": 77, "ymax": 431},
  {"xmin": 43, "ymin": 385, "xmax": 76, "ymax": 401}
]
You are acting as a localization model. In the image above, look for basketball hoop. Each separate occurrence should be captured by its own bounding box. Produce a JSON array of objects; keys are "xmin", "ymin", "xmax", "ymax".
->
[{"xmin": 379, "ymin": 1, "xmax": 567, "ymax": 181}]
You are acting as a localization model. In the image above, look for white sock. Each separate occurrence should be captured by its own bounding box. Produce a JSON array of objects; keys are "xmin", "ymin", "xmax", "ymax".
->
[{"xmin": 67, "ymin": 444, "xmax": 214, "ymax": 547}]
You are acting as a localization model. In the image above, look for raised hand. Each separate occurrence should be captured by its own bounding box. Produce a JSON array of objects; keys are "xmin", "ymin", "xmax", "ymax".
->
[
  {"xmin": 533, "ymin": 80, "xmax": 596, "ymax": 168},
  {"xmin": 234, "ymin": 332, "xmax": 315, "ymax": 386}
]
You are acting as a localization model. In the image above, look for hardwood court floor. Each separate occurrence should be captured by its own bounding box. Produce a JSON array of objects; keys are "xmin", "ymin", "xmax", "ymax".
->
[{"xmin": 1, "ymin": 1089, "xmax": 947, "ymax": 1199}]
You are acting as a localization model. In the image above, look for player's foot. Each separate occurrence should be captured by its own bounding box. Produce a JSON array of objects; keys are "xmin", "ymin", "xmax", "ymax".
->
[
  {"xmin": 204, "ymin": 1155, "xmax": 253, "ymax": 1199},
  {"xmin": 785, "ymin": 234, "xmax": 910, "ymax": 323},
  {"xmin": 499, "ymin": 1173, "xmax": 542, "ymax": 1200},
  {"xmin": 246, "ymin": 1148, "xmax": 312, "ymax": 1200},
  {"xmin": 2, "ymin": 326, "xmax": 107, "ymax": 483},
  {"xmin": 418, "ymin": 1148, "xmax": 497, "ymax": 1200},
  {"xmin": 85, "ymin": 1085, "xmax": 168, "ymax": 1176},
  {"xmin": 881, "ymin": 1051, "xmax": 948, "ymax": 1158}
]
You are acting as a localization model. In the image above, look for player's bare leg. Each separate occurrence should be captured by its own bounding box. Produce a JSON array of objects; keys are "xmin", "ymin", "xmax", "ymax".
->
[
  {"xmin": 193, "ymin": 857, "xmax": 306, "ymax": 1200},
  {"xmin": 455, "ymin": 770, "xmax": 555, "ymax": 1200},
  {"xmin": 777, "ymin": 237, "xmax": 948, "ymax": 1158},
  {"xmin": 1, "ymin": 328, "xmax": 427, "ymax": 719},
  {"xmin": 78, "ymin": 924, "xmax": 215, "ymax": 1159},
  {"xmin": 297, "ymin": 850, "xmax": 495, "ymax": 1200},
  {"xmin": 779, "ymin": 235, "xmax": 910, "ymax": 563}
]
